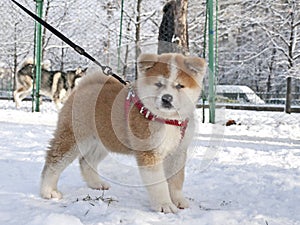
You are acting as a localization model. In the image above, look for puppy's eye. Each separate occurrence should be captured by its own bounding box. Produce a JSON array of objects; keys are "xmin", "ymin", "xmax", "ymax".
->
[
  {"xmin": 175, "ymin": 84, "xmax": 185, "ymax": 90},
  {"xmin": 155, "ymin": 82, "xmax": 164, "ymax": 88}
]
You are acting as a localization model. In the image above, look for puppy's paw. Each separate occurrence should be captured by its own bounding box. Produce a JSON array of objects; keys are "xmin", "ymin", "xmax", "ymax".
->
[
  {"xmin": 172, "ymin": 197, "xmax": 189, "ymax": 209},
  {"xmin": 154, "ymin": 202, "xmax": 179, "ymax": 214},
  {"xmin": 88, "ymin": 181, "xmax": 111, "ymax": 191},
  {"xmin": 40, "ymin": 188, "xmax": 63, "ymax": 199}
]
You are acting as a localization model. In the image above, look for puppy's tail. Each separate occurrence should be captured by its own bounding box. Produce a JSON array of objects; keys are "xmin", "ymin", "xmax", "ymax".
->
[
  {"xmin": 20, "ymin": 58, "xmax": 51, "ymax": 70},
  {"xmin": 21, "ymin": 57, "xmax": 34, "ymax": 68}
]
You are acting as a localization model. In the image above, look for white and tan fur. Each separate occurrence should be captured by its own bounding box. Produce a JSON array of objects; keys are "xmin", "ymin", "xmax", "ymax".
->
[
  {"xmin": 14, "ymin": 59, "xmax": 86, "ymax": 109},
  {"xmin": 40, "ymin": 53, "xmax": 206, "ymax": 213}
]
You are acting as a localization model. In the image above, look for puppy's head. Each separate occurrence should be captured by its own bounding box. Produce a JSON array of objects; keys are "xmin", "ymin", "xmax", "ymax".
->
[{"xmin": 136, "ymin": 53, "xmax": 206, "ymax": 119}]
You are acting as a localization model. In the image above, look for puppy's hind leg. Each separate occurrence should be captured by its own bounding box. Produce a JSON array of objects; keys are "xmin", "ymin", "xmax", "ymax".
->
[
  {"xmin": 40, "ymin": 135, "xmax": 78, "ymax": 199},
  {"xmin": 14, "ymin": 88, "xmax": 30, "ymax": 108},
  {"xmin": 14, "ymin": 81, "xmax": 33, "ymax": 108},
  {"xmin": 79, "ymin": 141, "xmax": 110, "ymax": 190},
  {"xmin": 13, "ymin": 90, "xmax": 22, "ymax": 108}
]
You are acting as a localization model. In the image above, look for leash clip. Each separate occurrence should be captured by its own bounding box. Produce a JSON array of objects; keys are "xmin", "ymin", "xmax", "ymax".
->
[
  {"xmin": 126, "ymin": 88, "xmax": 135, "ymax": 100},
  {"xmin": 101, "ymin": 65, "xmax": 113, "ymax": 76}
]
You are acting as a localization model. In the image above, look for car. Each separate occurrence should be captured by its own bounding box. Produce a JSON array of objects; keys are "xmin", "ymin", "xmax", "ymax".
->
[
  {"xmin": 215, "ymin": 85, "xmax": 265, "ymax": 104},
  {"xmin": 266, "ymin": 98, "xmax": 300, "ymax": 106},
  {"xmin": 265, "ymin": 98, "xmax": 286, "ymax": 105}
]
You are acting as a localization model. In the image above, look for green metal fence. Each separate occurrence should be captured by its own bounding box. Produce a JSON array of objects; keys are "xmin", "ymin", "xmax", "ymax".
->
[{"xmin": 0, "ymin": 68, "xmax": 14, "ymax": 100}]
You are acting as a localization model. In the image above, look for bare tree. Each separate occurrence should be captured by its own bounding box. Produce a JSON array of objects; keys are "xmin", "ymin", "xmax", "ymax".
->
[
  {"xmin": 0, "ymin": 1, "xmax": 34, "ymax": 72},
  {"xmin": 216, "ymin": 0, "xmax": 300, "ymax": 110},
  {"xmin": 257, "ymin": 0, "xmax": 300, "ymax": 113},
  {"xmin": 6, "ymin": 0, "xmax": 299, "ymax": 106}
]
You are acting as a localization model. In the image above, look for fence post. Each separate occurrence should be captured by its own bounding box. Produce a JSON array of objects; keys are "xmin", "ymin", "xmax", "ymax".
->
[
  {"xmin": 208, "ymin": 0, "xmax": 215, "ymax": 123},
  {"xmin": 34, "ymin": 0, "xmax": 43, "ymax": 112}
]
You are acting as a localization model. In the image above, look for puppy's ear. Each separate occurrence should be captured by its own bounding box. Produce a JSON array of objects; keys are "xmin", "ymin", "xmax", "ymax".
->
[
  {"xmin": 75, "ymin": 67, "xmax": 82, "ymax": 75},
  {"xmin": 137, "ymin": 54, "xmax": 158, "ymax": 74},
  {"xmin": 184, "ymin": 56, "xmax": 207, "ymax": 77}
]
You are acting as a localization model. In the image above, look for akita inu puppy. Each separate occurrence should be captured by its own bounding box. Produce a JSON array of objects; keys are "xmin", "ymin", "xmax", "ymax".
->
[{"xmin": 40, "ymin": 53, "xmax": 206, "ymax": 213}]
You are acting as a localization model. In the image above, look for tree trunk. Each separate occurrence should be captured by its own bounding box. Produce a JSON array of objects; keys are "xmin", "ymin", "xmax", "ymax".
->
[
  {"xmin": 122, "ymin": 21, "xmax": 131, "ymax": 79},
  {"xmin": 285, "ymin": 9, "xmax": 295, "ymax": 114},
  {"xmin": 285, "ymin": 77, "xmax": 292, "ymax": 114},
  {"xmin": 174, "ymin": 0, "xmax": 189, "ymax": 55},
  {"xmin": 135, "ymin": 0, "xmax": 142, "ymax": 80},
  {"xmin": 158, "ymin": 1, "xmax": 176, "ymax": 54},
  {"xmin": 267, "ymin": 47, "xmax": 276, "ymax": 97},
  {"xmin": 42, "ymin": 0, "xmax": 50, "ymax": 59},
  {"xmin": 158, "ymin": 0, "xmax": 189, "ymax": 54},
  {"xmin": 13, "ymin": 22, "xmax": 18, "ymax": 95},
  {"xmin": 60, "ymin": 41, "xmax": 64, "ymax": 71}
]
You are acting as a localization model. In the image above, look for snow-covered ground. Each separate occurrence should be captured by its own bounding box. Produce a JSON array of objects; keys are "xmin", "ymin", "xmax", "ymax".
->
[{"xmin": 0, "ymin": 100, "xmax": 300, "ymax": 225}]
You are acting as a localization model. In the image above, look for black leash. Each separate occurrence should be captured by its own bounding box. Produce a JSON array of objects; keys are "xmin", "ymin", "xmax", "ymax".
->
[{"xmin": 11, "ymin": 0, "xmax": 127, "ymax": 85}]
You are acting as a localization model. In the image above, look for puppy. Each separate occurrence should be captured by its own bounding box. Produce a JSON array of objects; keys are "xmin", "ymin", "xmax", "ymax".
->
[{"xmin": 40, "ymin": 53, "xmax": 206, "ymax": 213}]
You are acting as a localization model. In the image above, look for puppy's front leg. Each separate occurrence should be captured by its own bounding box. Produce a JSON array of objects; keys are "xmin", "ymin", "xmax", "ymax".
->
[
  {"xmin": 136, "ymin": 153, "xmax": 179, "ymax": 213},
  {"xmin": 167, "ymin": 166, "xmax": 189, "ymax": 209},
  {"xmin": 164, "ymin": 149, "xmax": 189, "ymax": 209}
]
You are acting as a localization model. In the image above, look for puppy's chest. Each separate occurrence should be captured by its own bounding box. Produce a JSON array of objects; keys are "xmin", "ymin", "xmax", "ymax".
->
[{"xmin": 150, "ymin": 124, "xmax": 182, "ymax": 158}]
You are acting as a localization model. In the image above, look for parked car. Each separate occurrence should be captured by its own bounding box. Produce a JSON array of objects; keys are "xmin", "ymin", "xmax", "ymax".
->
[
  {"xmin": 265, "ymin": 98, "xmax": 286, "ymax": 105},
  {"xmin": 266, "ymin": 98, "xmax": 300, "ymax": 106},
  {"xmin": 215, "ymin": 85, "xmax": 265, "ymax": 104}
]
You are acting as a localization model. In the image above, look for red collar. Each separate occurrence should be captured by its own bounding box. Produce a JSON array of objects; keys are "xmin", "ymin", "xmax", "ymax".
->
[{"xmin": 125, "ymin": 88, "xmax": 189, "ymax": 140}]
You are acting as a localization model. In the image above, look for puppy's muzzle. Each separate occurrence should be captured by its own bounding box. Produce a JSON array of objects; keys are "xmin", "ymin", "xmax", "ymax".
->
[{"xmin": 161, "ymin": 94, "xmax": 173, "ymax": 109}]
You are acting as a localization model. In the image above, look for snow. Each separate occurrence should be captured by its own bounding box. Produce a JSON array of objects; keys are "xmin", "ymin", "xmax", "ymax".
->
[{"xmin": 0, "ymin": 100, "xmax": 300, "ymax": 225}]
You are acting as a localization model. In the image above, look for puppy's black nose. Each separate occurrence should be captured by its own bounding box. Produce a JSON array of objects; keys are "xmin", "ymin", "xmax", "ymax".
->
[
  {"xmin": 161, "ymin": 94, "xmax": 173, "ymax": 108},
  {"xmin": 162, "ymin": 94, "xmax": 173, "ymax": 103}
]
